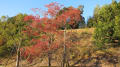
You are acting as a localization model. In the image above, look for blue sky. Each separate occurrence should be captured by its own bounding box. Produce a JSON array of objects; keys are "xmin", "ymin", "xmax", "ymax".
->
[{"xmin": 0, "ymin": 0, "xmax": 119, "ymax": 21}]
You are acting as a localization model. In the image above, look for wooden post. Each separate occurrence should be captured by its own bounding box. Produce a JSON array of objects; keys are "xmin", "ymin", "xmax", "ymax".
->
[{"xmin": 62, "ymin": 25, "xmax": 67, "ymax": 67}]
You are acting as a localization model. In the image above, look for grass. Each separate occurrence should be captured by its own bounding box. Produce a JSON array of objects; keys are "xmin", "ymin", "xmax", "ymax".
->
[
  {"xmin": 1, "ymin": 28, "xmax": 120, "ymax": 67},
  {"xmin": 1, "ymin": 28, "xmax": 95, "ymax": 67}
]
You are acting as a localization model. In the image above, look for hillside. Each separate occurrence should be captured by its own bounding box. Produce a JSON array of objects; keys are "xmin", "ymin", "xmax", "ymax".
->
[
  {"xmin": 1, "ymin": 28, "xmax": 120, "ymax": 67},
  {"xmin": 0, "ymin": 28, "xmax": 95, "ymax": 67}
]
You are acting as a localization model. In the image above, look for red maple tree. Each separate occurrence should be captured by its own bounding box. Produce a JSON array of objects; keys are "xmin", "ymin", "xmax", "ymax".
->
[
  {"xmin": 20, "ymin": 2, "xmax": 83, "ymax": 64},
  {"xmin": 21, "ymin": 2, "xmax": 63, "ymax": 63}
]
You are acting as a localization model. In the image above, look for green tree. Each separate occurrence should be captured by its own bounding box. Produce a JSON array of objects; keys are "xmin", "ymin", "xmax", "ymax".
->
[
  {"xmin": 87, "ymin": 17, "xmax": 94, "ymax": 28},
  {"xmin": 87, "ymin": 5, "xmax": 100, "ymax": 27},
  {"xmin": 0, "ymin": 13, "xmax": 29, "ymax": 57},
  {"xmin": 0, "ymin": 16, "xmax": 9, "ymax": 22},
  {"xmin": 94, "ymin": 1, "xmax": 120, "ymax": 49}
]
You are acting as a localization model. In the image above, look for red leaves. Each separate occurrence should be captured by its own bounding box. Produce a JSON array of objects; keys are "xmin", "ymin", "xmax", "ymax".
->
[
  {"xmin": 41, "ymin": 35, "xmax": 48, "ymax": 39},
  {"xmin": 24, "ymin": 15, "xmax": 35, "ymax": 21},
  {"xmin": 21, "ymin": 2, "xmax": 83, "ymax": 63},
  {"xmin": 20, "ymin": 40, "xmax": 49, "ymax": 61},
  {"xmin": 55, "ymin": 7, "xmax": 82, "ymax": 28},
  {"xmin": 45, "ymin": 2, "xmax": 63, "ymax": 17}
]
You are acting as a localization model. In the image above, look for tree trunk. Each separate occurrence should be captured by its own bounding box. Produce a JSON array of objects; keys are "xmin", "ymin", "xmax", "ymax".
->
[
  {"xmin": 16, "ymin": 45, "xmax": 20, "ymax": 67},
  {"xmin": 48, "ymin": 52, "xmax": 51, "ymax": 67},
  {"xmin": 62, "ymin": 53, "xmax": 65, "ymax": 67},
  {"xmin": 48, "ymin": 34, "xmax": 53, "ymax": 67},
  {"xmin": 114, "ymin": 64, "xmax": 116, "ymax": 67},
  {"xmin": 66, "ymin": 60, "xmax": 69, "ymax": 67},
  {"xmin": 94, "ymin": 57, "xmax": 101, "ymax": 67},
  {"xmin": 16, "ymin": 39, "xmax": 21, "ymax": 67}
]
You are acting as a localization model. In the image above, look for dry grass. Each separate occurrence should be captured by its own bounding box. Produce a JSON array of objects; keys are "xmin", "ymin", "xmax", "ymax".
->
[
  {"xmin": 1, "ymin": 28, "xmax": 120, "ymax": 67},
  {"xmin": 66, "ymin": 28, "xmax": 94, "ymax": 34},
  {"xmin": 0, "ymin": 28, "xmax": 95, "ymax": 67},
  {"xmin": 67, "ymin": 28, "xmax": 95, "ymax": 46}
]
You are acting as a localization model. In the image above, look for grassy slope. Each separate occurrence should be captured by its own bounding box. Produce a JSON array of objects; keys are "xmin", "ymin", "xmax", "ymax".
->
[
  {"xmin": 1, "ymin": 28, "xmax": 95, "ymax": 67},
  {"xmin": 1, "ymin": 28, "xmax": 120, "ymax": 67}
]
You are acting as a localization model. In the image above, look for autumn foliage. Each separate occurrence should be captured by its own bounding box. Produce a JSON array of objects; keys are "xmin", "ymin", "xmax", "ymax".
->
[
  {"xmin": 20, "ymin": 2, "xmax": 83, "ymax": 62},
  {"xmin": 55, "ymin": 7, "xmax": 83, "ymax": 29}
]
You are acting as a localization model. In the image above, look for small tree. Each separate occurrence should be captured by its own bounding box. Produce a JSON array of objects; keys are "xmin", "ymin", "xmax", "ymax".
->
[{"xmin": 21, "ymin": 2, "xmax": 64, "ymax": 67}]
